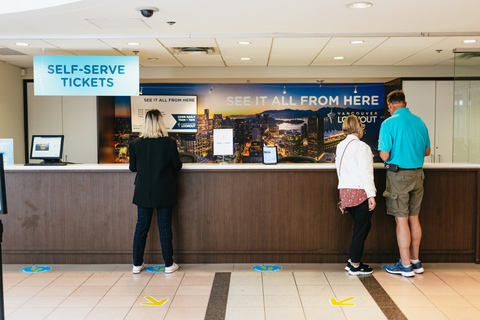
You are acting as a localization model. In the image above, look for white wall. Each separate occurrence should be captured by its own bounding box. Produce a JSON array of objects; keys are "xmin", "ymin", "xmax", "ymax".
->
[
  {"xmin": 26, "ymin": 82, "xmax": 98, "ymax": 164},
  {"xmin": 0, "ymin": 62, "xmax": 25, "ymax": 164},
  {"xmin": 453, "ymin": 81, "xmax": 480, "ymax": 163},
  {"xmin": 403, "ymin": 80, "xmax": 454, "ymax": 163}
]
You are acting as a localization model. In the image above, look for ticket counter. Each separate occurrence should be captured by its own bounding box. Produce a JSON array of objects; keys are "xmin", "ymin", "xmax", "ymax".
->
[{"xmin": 2, "ymin": 163, "xmax": 480, "ymax": 264}]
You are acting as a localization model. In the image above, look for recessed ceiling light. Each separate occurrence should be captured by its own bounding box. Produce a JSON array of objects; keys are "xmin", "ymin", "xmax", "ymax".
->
[
  {"xmin": 148, "ymin": 57, "xmax": 158, "ymax": 60},
  {"xmin": 127, "ymin": 42, "xmax": 140, "ymax": 46},
  {"xmin": 347, "ymin": 2, "xmax": 373, "ymax": 9},
  {"xmin": 333, "ymin": 56, "xmax": 344, "ymax": 60},
  {"xmin": 238, "ymin": 41, "xmax": 251, "ymax": 45},
  {"xmin": 240, "ymin": 57, "xmax": 251, "ymax": 60},
  {"xmin": 16, "ymin": 42, "xmax": 29, "ymax": 46},
  {"xmin": 463, "ymin": 39, "xmax": 477, "ymax": 43},
  {"xmin": 350, "ymin": 40, "xmax": 364, "ymax": 44}
]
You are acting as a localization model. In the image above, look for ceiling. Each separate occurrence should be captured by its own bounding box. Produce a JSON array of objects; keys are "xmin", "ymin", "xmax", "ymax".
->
[{"xmin": 1, "ymin": 0, "xmax": 480, "ymax": 82}]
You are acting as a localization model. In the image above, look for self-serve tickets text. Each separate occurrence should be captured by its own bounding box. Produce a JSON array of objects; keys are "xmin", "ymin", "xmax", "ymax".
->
[{"xmin": 47, "ymin": 64, "xmax": 126, "ymax": 87}]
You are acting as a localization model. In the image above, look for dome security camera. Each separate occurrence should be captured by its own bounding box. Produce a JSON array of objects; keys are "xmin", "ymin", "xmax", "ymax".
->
[{"xmin": 136, "ymin": 6, "xmax": 159, "ymax": 18}]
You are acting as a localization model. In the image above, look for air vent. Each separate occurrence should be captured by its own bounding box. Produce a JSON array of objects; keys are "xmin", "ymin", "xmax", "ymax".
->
[
  {"xmin": 170, "ymin": 47, "xmax": 216, "ymax": 55},
  {"xmin": 0, "ymin": 48, "xmax": 26, "ymax": 56}
]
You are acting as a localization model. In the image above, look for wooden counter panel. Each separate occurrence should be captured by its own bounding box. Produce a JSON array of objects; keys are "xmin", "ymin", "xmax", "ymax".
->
[
  {"xmin": 2, "ymin": 167, "xmax": 478, "ymax": 264},
  {"xmin": 3, "ymin": 171, "xmax": 137, "ymax": 263}
]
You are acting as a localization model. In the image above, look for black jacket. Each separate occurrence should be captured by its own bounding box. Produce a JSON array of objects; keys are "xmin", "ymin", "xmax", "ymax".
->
[{"xmin": 129, "ymin": 137, "xmax": 183, "ymax": 208}]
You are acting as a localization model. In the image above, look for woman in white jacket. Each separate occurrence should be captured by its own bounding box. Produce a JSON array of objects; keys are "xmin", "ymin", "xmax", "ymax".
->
[{"xmin": 335, "ymin": 115, "xmax": 376, "ymax": 275}]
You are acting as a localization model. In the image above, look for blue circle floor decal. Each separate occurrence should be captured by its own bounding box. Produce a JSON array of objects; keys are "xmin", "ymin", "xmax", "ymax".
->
[
  {"xmin": 252, "ymin": 264, "xmax": 282, "ymax": 272},
  {"xmin": 145, "ymin": 265, "xmax": 166, "ymax": 273},
  {"xmin": 21, "ymin": 266, "xmax": 52, "ymax": 273}
]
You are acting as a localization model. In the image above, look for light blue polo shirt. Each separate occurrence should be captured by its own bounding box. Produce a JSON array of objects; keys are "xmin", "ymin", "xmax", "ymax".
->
[{"xmin": 378, "ymin": 108, "xmax": 430, "ymax": 169}]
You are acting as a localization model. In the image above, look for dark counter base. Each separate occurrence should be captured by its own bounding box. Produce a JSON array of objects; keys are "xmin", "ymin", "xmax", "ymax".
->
[{"xmin": 3, "ymin": 167, "xmax": 479, "ymax": 264}]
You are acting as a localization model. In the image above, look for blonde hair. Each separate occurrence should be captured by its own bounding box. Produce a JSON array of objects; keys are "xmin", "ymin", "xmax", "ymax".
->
[
  {"xmin": 140, "ymin": 109, "xmax": 169, "ymax": 138},
  {"xmin": 342, "ymin": 115, "xmax": 363, "ymax": 136}
]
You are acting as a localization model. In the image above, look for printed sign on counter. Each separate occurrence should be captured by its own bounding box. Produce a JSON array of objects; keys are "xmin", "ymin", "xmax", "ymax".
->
[{"xmin": 213, "ymin": 129, "xmax": 233, "ymax": 156}]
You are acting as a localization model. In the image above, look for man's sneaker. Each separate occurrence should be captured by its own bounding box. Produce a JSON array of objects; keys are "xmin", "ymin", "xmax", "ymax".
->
[
  {"xmin": 411, "ymin": 260, "xmax": 424, "ymax": 274},
  {"xmin": 382, "ymin": 260, "xmax": 415, "ymax": 277},
  {"xmin": 132, "ymin": 264, "xmax": 145, "ymax": 274},
  {"xmin": 165, "ymin": 262, "xmax": 179, "ymax": 274},
  {"xmin": 345, "ymin": 261, "xmax": 370, "ymax": 272},
  {"xmin": 348, "ymin": 263, "xmax": 373, "ymax": 275}
]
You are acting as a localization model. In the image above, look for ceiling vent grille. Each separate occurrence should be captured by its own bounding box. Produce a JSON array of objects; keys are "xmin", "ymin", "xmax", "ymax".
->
[
  {"xmin": 0, "ymin": 48, "xmax": 26, "ymax": 56},
  {"xmin": 170, "ymin": 47, "xmax": 216, "ymax": 55}
]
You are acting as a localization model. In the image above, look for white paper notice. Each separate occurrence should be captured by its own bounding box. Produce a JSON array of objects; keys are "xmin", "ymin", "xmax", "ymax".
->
[
  {"xmin": 263, "ymin": 146, "xmax": 278, "ymax": 164},
  {"xmin": 213, "ymin": 129, "xmax": 233, "ymax": 156}
]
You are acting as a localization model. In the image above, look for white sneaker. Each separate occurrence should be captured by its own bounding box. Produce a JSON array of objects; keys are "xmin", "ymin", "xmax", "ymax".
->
[
  {"xmin": 132, "ymin": 264, "xmax": 145, "ymax": 274},
  {"xmin": 165, "ymin": 262, "xmax": 179, "ymax": 274}
]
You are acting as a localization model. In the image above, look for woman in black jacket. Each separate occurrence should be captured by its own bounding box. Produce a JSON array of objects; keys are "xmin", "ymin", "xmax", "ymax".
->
[{"xmin": 129, "ymin": 109, "xmax": 183, "ymax": 274}]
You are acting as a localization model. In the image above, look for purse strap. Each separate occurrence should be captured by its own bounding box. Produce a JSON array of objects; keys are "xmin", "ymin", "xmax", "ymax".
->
[{"xmin": 338, "ymin": 139, "xmax": 355, "ymax": 178}]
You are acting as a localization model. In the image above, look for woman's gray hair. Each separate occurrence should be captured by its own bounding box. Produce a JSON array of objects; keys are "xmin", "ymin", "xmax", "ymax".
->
[{"xmin": 342, "ymin": 115, "xmax": 363, "ymax": 136}]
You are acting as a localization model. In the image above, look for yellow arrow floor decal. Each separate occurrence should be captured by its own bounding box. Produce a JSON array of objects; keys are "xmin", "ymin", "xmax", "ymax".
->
[
  {"xmin": 330, "ymin": 297, "xmax": 355, "ymax": 306},
  {"xmin": 141, "ymin": 296, "xmax": 168, "ymax": 306}
]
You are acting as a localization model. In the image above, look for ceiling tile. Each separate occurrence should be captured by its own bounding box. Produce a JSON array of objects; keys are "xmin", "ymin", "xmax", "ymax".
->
[
  {"xmin": 269, "ymin": 38, "xmax": 330, "ymax": 66},
  {"xmin": 354, "ymin": 37, "xmax": 446, "ymax": 66}
]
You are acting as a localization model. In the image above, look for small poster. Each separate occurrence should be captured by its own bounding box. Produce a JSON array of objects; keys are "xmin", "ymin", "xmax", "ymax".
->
[
  {"xmin": 213, "ymin": 129, "xmax": 233, "ymax": 156},
  {"xmin": 0, "ymin": 139, "xmax": 14, "ymax": 165},
  {"xmin": 131, "ymin": 95, "xmax": 197, "ymax": 133}
]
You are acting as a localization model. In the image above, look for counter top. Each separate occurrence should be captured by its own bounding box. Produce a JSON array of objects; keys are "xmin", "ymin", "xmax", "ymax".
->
[{"xmin": 4, "ymin": 162, "xmax": 480, "ymax": 171}]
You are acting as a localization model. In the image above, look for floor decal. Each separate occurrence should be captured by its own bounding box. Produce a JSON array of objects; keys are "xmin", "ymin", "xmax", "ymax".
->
[
  {"xmin": 252, "ymin": 264, "xmax": 282, "ymax": 272},
  {"xmin": 145, "ymin": 265, "xmax": 165, "ymax": 273},
  {"xmin": 141, "ymin": 296, "xmax": 168, "ymax": 306},
  {"xmin": 330, "ymin": 297, "xmax": 355, "ymax": 306},
  {"xmin": 20, "ymin": 266, "xmax": 52, "ymax": 273}
]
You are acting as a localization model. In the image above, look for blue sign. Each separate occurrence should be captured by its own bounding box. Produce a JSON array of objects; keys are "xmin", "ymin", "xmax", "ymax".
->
[
  {"xmin": 172, "ymin": 114, "xmax": 197, "ymax": 130},
  {"xmin": 34, "ymin": 56, "xmax": 139, "ymax": 96},
  {"xmin": 252, "ymin": 264, "xmax": 282, "ymax": 272},
  {"xmin": 21, "ymin": 266, "xmax": 52, "ymax": 273},
  {"xmin": 145, "ymin": 265, "xmax": 166, "ymax": 273}
]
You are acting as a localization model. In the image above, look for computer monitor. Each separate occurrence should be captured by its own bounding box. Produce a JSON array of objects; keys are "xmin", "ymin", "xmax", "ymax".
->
[{"xmin": 30, "ymin": 135, "xmax": 64, "ymax": 164}]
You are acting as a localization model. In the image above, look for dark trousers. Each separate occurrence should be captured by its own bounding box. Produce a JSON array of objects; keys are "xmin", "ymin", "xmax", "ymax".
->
[
  {"xmin": 133, "ymin": 205, "xmax": 174, "ymax": 267},
  {"xmin": 348, "ymin": 200, "xmax": 373, "ymax": 263}
]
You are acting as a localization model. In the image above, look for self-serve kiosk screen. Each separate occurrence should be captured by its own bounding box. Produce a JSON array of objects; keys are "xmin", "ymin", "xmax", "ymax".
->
[{"xmin": 30, "ymin": 135, "xmax": 64, "ymax": 161}]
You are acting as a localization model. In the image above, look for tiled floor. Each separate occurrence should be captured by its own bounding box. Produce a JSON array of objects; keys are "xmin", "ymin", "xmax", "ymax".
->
[{"xmin": 2, "ymin": 263, "xmax": 480, "ymax": 319}]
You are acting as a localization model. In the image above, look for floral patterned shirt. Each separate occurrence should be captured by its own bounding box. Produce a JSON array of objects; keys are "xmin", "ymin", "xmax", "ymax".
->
[{"xmin": 340, "ymin": 188, "xmax": 368, "ymax": 208}]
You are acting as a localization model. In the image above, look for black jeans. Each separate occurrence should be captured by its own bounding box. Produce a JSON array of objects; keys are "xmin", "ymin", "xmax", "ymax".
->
[
  {"xmin": 348, "ymin": 200, "xmax": 373, "ymax": 263},
  {"xmin": 133, "ymin": 205, "xmax": 174, "ymax": 267}
]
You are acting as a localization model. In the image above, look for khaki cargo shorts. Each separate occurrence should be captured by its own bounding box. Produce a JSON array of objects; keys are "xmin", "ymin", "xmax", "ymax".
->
[{"xmin": 383, "ymin": 169, "xmax": 425, "ymax": 218}]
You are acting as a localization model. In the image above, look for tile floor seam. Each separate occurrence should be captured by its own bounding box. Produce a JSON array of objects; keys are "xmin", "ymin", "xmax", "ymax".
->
[
  {"xmin": 293, "ymin": 272, "xmax": 308, "ymax": 320},
  {"xmin": 261, "ymin": 273, "xmax": 266, "ymax": 320},
  {"xmin": 422, "ymin": 289, "xmax": 474, "ymax": 319},
  {"xmin": 324, "ymin": 271, "xmax": 348, "ymax": 319},
  {"xmin": 125, "ymin": 278, "xmax": 146, "ymax": 320},
  {"xmin": 403, "ymin": 271, "xmax": 476, "ymax": 320},
  {"xmin": 164, "ymin": 272, "xmax": 187, "ymax": 320}
]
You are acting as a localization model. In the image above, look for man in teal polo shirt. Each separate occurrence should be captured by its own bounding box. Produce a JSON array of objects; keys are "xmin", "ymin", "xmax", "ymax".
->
[{"xmin": 378, "ymin": 90, "xmax": 431, "ymax": 277}]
